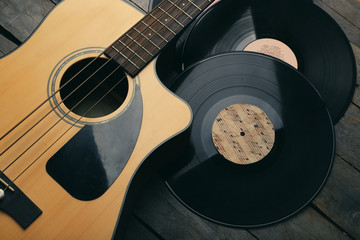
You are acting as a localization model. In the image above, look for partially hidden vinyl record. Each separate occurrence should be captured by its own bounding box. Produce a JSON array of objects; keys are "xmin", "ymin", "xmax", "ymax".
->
[
  {"xmin": 148, "ymin": 0, "xmax": 313, "ymax": 12},
  {"xmin": 166, "ymin": 52, "xmax": 335, "ymax": 227},
  {"xmin": 178, "ymin": 0, "xmax": 356, "ymax": 124}
]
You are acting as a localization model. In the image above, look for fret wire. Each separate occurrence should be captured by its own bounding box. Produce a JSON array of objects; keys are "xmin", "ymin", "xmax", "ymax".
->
[
  {"xmin": 133, "ymin": 27, "xmax": 161, "ymax": 50},
  {"xmin": 111, "ymin": 46, "xmax": 140, "ymax": 69},
  {"xmin": 136, "ymin": 0, "xmax": 193, "ymax": 52},
  {"xmin": 168, "ymin": 0, "xmax": 209, "ymax": 33},
  {"xmin": 133, "ymin": 0, "xmax": 187, "ymax": 51},
  {"xmin": 127, "ymin": 30, "xmax": 163, "ymax": 58},
  {"xmin": 105, "ymin": 0, "xmax": 213, "ymax": 76},
  {"xmin": 125, "ymin": 33, "xmax": 154, "ymax": 57},
  {"xmin": 149, "ymin": 0, "xmax": 202, "ymax": 42},
  {"xmin": 129, "ymin": 1, "xmax": 186, "ymax": 55},
  {"xmin": 140, "ymin": 21, "xmax": 169, "ymax": 43},
  {"xmin": 149, "ymin": 0, "xmax": 194, "ymax": 36},
  {"xmin": 105, "ymin": 0, "xmax": 183, "ymax": 62},
  {"xmin": 118, "ymin": 39, "xmax": 147, "ymax": 63},
  {"xmin": 187, "ymin": 0, "xmax": 202, "ymax": 10},
  {"xmin": 167, "ymin": 0, "xmax": 193, "ymax": 19},
  {"xmin": 115, "ymin": 34, "xmax": 156, "ymax": 67},
  {"xmin": 188, "ymin": 0, "xmax": 211, "ymax": 18},
  {"xmin": 148, "ymin": 14, "xmax": 177, "ymax": 35},
  {"xmin": 137, "ymin": 0, "xmax": 210, "ymax": 55},
  {"xmin": 118, "ymin": 0, "xmax": 193, "ymax": 57},
  {"xmin": 141, "ymin": 0, "xmax": 207, "ymax": 49},
  {"xmin": 158, "ymin": 6, "xmax": 185, "ymax": 27},
  {"xmin": 165, "ymin": 0, "xmax": 201, "ymax": 26},
  {"xmin": 162, "ymin": 0, "xmax": 193, "ymax": 32}
]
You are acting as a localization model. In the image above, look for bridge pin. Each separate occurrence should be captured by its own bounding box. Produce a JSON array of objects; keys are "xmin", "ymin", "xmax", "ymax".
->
[{"xmin": 0, "ymin": 189, "xmax": 4, "ymax": 200}]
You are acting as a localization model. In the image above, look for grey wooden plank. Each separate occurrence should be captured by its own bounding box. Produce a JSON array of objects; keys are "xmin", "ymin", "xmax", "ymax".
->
[
  {"xmin": 0, "ymin": 0, "xmax": 54, "ymax": 42},
  {"xmin": 312, "ymin": 156, "xmax": 360, "ymax": 240},
  {"xmin": 0, "ymin": 34, "xmax": 17, "ymax": 55},
  {"xmin": 335, "ymin": 103, "xmax": 360, "ymax": 170},
  {"xmin": 129, "ymin": 1, "xmax": 360, "ymax": 239},
  {"xmin": 319, "ymin": 0, "xmax": 360, "ymax": 29},
  {"xmin": 351, "ymin": 43, "xmax": 360, "ymax": 107},
  {"xmin": 133, "ymin": 176, "xmax": 257, "ymax": 240},
  {"xmin": 0, "ymin": 0, "xmax": 359, "ymax": 239},
  {"xmin": 124, "ymin": 216, "xmax": 161, "ymax": 240},
  {"xmin": 130, "ymin": 0, "xmax": 149, "ymax": 12},
  {"xmin": 249, "ymin": 207, "xmax": 352, "ymax": 240},
  {"xmin": 350, "ymin": 43, "xmax": 360, "ymax": 85},
  {"xmin": 50, "ymin": 0, "xmax": 62, "ymax": 4},
  {"xmin": 314, "ymin": 0, "xmax": 360, "ymax": 48},
  {"xmin": 354, "ymin": 87, "xmax": 360, "ymax": 108}
]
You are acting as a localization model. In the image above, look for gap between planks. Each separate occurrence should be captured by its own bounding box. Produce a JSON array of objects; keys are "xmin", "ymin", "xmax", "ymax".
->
[{"xmin": 0, "ymin": 0, "xmax": 359, "ymax": 239}]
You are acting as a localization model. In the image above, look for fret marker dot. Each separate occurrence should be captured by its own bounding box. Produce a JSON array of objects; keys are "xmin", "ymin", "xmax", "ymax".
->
[{"xmin": 165, "ymin": 19, "xmax": 168, "ymax": 22}]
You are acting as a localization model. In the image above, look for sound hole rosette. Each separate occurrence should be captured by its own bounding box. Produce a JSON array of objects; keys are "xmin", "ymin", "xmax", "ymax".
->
[
  {"xmin": 165, "ymin": 52, "xmax": 335, "ymax": 227},
  {"xmin": 47, "ymin": 48, "xmax": 135, "ymax": 126}
]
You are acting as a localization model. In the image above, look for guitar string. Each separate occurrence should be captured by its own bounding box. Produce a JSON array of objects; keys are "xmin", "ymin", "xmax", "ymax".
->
[
  {"xmin": 2, "ymin": 0, "xmax": 210, "ymax": 181},
  {"xmin": 0, "ymin": 55, "xmax": 118, "ymax": 156},
  {"xmin": 2, "ymin": 65, "xmax": 126, "ymax": 173},
  {"xmin": 0, "ymin": 0, "xmax": 187, "ymax": 158},
  {"xmin": 12, "ymin": 65, "xmax": 124, "ymax": 183},
  {"xmin": 0, "ymin": 0, "xmax": 181, "ymax": 157},
  {"xmin": 0, "ymin": 0, "xmax": 186, "ymax": 143},
  {"xmin": 10, "ymin": 0, "xmax": 210, "ymax": 183},
  {"xmin": 0, "ymin": 0, "xmax": 186, "ymax": 172},
  {"xmin": 0, "ymin": 54, "xmax": 108, "ymax": 142}
]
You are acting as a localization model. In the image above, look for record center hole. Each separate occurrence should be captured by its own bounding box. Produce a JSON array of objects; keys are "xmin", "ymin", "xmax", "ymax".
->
[{"xmin": 59, "ymin": 57, "xmax": 128, "ymax": 118}]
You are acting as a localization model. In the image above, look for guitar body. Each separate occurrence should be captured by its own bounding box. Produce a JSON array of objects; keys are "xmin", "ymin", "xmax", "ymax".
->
[{"xmin": 0, "ymin": 0, "xmax": 192, "ymax": 239}]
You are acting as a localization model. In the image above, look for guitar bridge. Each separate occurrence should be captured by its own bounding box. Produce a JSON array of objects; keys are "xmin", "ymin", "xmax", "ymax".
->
[
  {"xmin": 0, "ymin": 177, "xmax": 15, "ymax": 196},
  {"xmin": 0, "ymin": 172, "xmax": 42, "ymax": 229}
]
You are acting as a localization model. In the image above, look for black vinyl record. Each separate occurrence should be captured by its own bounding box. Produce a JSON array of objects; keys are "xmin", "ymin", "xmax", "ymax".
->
[
  {"xmin": 148, "ymin": 0, "xmax": 163, "ymax": 11},
  {"xmin": 166, "ymin": 52, "xmax": 334, "ymax": 227},
  {"xmin": 179, "ymin": 0, "xmax": 356, "ymax": 124},
  {"xmin": 149, "ymin": 0, "xmax": 313, "ymax": 11}
]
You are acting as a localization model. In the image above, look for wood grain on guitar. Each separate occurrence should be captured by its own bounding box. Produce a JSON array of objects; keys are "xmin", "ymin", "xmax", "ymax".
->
[{"xmin": 0, "ymin": 0, "xmax": 214, "ymax": 238}]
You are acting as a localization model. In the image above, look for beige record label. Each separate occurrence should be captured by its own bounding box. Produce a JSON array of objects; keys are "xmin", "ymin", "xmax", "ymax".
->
[
  {"xmin": 244, "ymin": 38, "xmax": 298, "ymax": 69},
  {"xmin": 212, "ymin": 104, "xmax": 275, "ymax": 165}
]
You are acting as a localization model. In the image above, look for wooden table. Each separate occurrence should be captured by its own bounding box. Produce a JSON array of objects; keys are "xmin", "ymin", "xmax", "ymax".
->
[{"xmin": 0, "ymin": 0, "xmax": 359, "ymax": 239}]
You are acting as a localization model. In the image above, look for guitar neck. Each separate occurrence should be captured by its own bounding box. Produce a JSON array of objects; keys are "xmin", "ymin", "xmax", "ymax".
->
[{"xmin": 104, "ymin": 0, "xmax": 214, "ymax": 77}]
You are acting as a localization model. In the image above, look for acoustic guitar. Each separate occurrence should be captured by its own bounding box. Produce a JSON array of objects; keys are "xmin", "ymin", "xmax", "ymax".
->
[{"xmin": 0, "ymin": 0, "xmax": 213, "ymax": 238}]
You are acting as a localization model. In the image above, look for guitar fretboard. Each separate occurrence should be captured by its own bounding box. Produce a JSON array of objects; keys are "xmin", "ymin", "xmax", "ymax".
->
[{"xmin": 104, "ymin": 0, "xmax": 213, "ymax": 77}]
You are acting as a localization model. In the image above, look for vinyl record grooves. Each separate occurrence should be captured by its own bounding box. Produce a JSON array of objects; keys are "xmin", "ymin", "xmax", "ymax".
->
[
  {"xmin": 180, "ymin": 0, "xmax": 356, "ymax": 124},
  {"xmin": 166, "ymin": 52, "xmax": 334, "ymax": 227}
]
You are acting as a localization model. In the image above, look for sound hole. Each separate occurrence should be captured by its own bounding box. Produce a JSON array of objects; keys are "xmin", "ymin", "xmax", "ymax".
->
[{"xmin": 60, "ymin": 57, "xmax": 128, "ymax": 118}]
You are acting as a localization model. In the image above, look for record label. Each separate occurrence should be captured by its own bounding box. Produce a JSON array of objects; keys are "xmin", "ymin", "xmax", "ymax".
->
[
  {"xmin": 243, "ymin": 38, "xmax": 298, "ymax": 69},
  {"xmin": 177, "ymin": 0, "xmax": 356, "ymax": 123},
  {"xmin": 212, "ymin": 104, "xmax": 275, "ymax": 165},
  {"xmin": 166, "ymin": 52, "xmax": 334, "ymax": 227}
]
